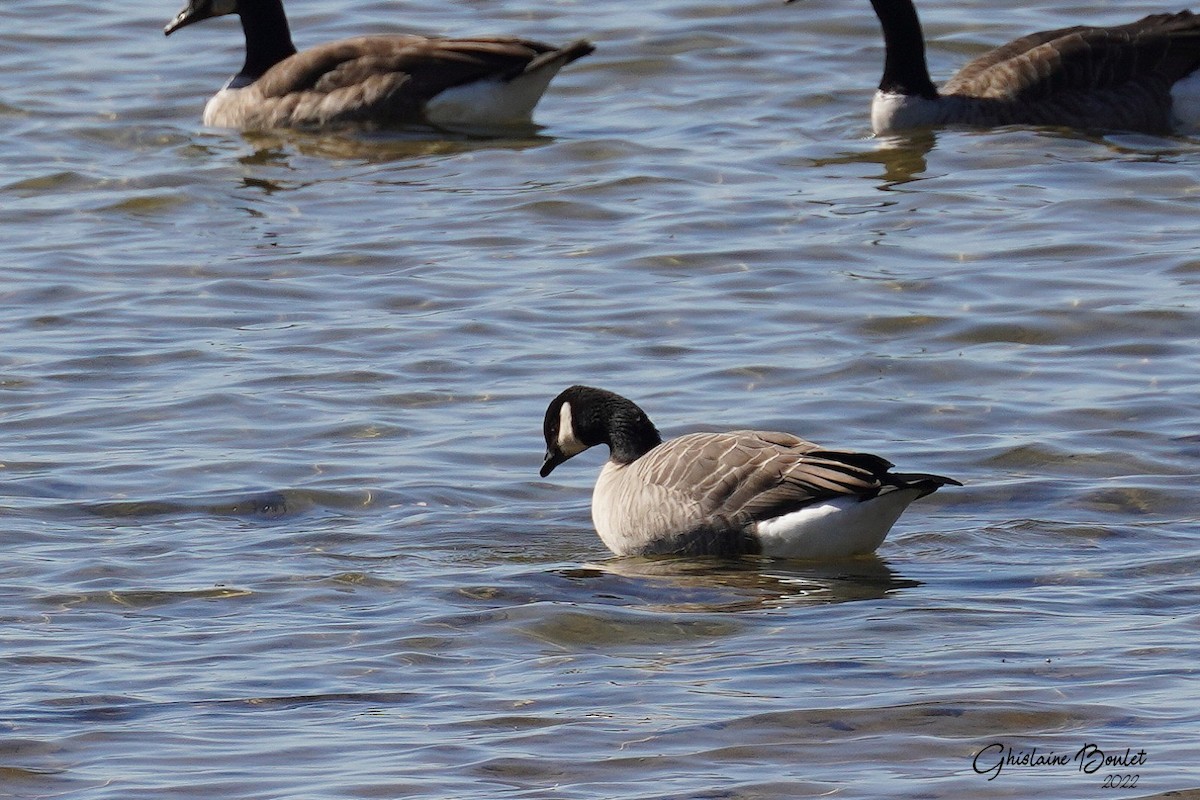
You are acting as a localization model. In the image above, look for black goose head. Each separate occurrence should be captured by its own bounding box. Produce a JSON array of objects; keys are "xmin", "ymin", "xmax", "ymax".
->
[
  {"xmin": 164, "ymin": 0, "xmax": 296, "ymax": 86},
  {"xmin": 540, "ymin": 386, "xmax": 662, "ymax": 477}
]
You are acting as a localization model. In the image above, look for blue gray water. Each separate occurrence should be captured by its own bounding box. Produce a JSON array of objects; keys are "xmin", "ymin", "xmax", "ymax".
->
[{"xmin": 2, "ymin": 0, "xmax": 1199, "ymax": 797}]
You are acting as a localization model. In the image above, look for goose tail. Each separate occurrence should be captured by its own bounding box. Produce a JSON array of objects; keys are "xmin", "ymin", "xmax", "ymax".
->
[
  {"xmin": 425, "ymin": 39, "xmax": 593, "ymax": 129},
  {"xmin": 886, "ymin": 472, "xmax": 963, "ymax": 499},
  {"xmin": 515, "ymin": 39, "xmax": 595, "ymax": 80}
]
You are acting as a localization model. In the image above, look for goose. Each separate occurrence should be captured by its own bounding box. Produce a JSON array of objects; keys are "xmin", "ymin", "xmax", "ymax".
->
[
  {"xmin": 846, "ymin": 0, "xmax": 1200, "ymax": 134},
  {"xmin": 163, "ymin": 0, "xmax": 594, "ymax": 131},
  {"xmin": 539, "ymin": 385, "xmax": 960, "ymax": 559}
]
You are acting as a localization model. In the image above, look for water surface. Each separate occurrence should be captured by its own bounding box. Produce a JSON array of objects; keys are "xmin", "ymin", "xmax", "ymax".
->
[{"xmin": 2, "ymin": 0, "xmax": 1199, "ymax": 797}]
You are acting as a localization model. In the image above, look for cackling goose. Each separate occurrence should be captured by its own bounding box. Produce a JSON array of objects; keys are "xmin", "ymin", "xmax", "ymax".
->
[
  {"xmin": 539, "ymin": 385, "xmax": 960, "ymax": 559},
  {"xmin": 164, "ymin": 0, "xmax": 594, "ymax": 131}
]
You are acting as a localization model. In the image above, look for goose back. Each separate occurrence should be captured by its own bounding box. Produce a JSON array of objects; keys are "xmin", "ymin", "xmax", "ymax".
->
[
  {"xmin": 946, "ymin": 12, "xmax": 1200, "ymax": 98},
  {"xmin": 940, "ymin": 12, "xmax": 1200, "ymax": 132}
]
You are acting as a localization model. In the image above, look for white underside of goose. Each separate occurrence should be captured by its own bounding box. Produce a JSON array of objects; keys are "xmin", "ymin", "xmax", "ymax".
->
[
  {"xmin": 200, "ymin": 71, "xmax": 568, "ymax": 130},
  {"xmin": 425, "ymin": 67, "xmax": 566, "ymax": 128},
  {"xmin": 203, "ymin": 88, "xmax": 237, "ymax": 127},
  {"xmin": 754, "ymin": 486, "xmax": 925, "ymax": 559},
  {"xmin": 873, "ymin": 76, "xmax": 1200, "ymax": 135},
  {"xmin": 202, "ymin": 84, "xmax": 525, "ymax": 130},
  {"xmin": 1170, "ymin": 70, "xmax": 1200, "ymax": 129}
]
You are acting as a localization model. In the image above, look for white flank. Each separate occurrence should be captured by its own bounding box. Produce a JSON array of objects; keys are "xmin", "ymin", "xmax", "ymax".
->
[
  {"xmin": 754, "ymin": 487, "xmax": 924, "ymax": 559},
  {"xmin": 425, "ymin": 66, "xmax": 565, "ymax": 128},
  {"xmin": 1170, "ymin": 70, "xmax": 1200, "ymax": 130}
]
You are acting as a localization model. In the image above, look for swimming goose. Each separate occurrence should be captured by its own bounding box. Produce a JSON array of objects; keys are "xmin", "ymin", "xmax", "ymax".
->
[
  {"xmin": 539, "ymin": 386, "xmax": 960, "ymax": 559},
  {"xmin": 850, "ymin": 0, "xmax": 1200, "ymax": 134},
  {"xmin": 163, "ymin": 0, "xmax": 594, "ymax": 131}
]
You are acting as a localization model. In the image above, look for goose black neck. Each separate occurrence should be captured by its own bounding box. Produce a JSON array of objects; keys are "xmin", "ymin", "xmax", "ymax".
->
[
  {"xmin": 870, "ymin": 0, "xmax": 938, "ymax": 99},
  {"xmin": 573, "ymin": 388, "xmax": 662, "ymax": 465},
  {"xmin": 606, "ymin": 409, "xmax": 663, "ymax": 465},
  {"xmin": 238, "ymin": 0, "xmax": 297, "ymax": 82}
]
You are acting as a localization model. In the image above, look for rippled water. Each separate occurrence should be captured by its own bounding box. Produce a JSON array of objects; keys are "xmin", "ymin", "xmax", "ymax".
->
[{"xmin": 3, "ymin": 0, "xmax": 1199, "ymax": 797}]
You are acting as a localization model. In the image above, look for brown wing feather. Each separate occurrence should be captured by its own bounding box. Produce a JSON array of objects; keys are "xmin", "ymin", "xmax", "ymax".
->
[
  {"xmin": 635, "ymin": 432, "xmax": 891, "ymax": 526},
  {"xmin": 255, "ymin": 36, "xmax": 564, "ymax": 99},
  {"xmin": 944, "ymin": 26, "xmax": 1090, "ymax": 92},
  {"xmin": 944, "ymin": 11, "xmax": 1200, "ymax": 101}
]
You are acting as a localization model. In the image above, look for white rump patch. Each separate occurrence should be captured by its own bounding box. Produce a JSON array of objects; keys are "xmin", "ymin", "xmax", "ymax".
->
[
  {"xmin": 1171, "ymin": 70, "xmax": 1200, "ymax": 130},
  {"xmin": 754, "ymin": 488, "xmax": 923, "ymax": 559},
  {"xmin": 425, "ymin": 65, "xmax": 565, "ymax": 129}
]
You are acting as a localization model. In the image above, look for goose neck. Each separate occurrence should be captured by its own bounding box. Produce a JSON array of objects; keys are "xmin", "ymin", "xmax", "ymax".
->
[
  {"xmin": 602, "ymin": 407, "xmax": 662, "ymax": 465},
  {"xmin": 607, "ymin": 426, "xmax": 661, "ymax": 465},
  {"xmin": 869, "ymin": 0, "xmax": 938, "ymax": 99},
  {"xmin": 238, "ymin": 0, "xmax": 297, "ymax": 81}
]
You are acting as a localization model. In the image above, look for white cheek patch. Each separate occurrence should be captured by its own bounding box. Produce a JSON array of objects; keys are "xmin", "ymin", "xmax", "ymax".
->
[{"xmin": 556, "ymin": 401, "xmax": 587, "ymax": 457}]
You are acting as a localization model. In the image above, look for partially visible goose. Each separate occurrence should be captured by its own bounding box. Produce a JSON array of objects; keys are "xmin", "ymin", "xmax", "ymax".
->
[
  {"xmin": 847, "ymin": 0, "xmax": 1200, "ymax": 134},
  {"xmin": 163, "ymin": 0, "xmax": 594, "ymax": 131},
  {"xmin": 539, "ymin": 386, "xmax": 960, "ymax": 559}
]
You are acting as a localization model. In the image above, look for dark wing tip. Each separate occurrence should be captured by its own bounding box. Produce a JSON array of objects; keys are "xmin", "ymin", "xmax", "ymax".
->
[{"xmin": 888, "ymin": 472, "xmax": 963, "ymax": 497}]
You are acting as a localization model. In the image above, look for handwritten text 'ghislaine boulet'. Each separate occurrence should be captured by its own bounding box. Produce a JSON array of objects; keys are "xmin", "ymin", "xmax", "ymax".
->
[{"xmin": 973, "ymin": 742, "xmax": 1147, "ymax": 781}]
